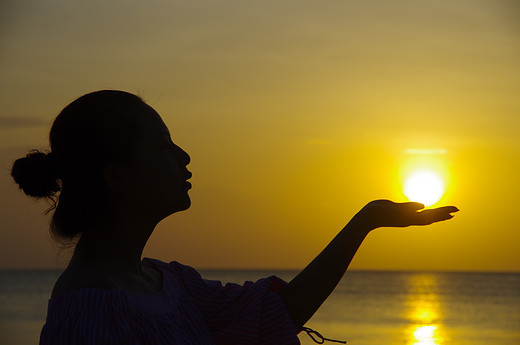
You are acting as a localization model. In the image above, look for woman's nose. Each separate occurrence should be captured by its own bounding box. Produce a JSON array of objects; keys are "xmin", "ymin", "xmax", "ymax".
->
[{"xmin": 177, "ymin": 146, "xmax": 190, "ymax": 165}]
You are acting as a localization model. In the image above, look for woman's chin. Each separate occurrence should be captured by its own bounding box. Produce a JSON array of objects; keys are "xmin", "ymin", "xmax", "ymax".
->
[
  {"xmin": 175, "ymin": 196, "xmax": 191, "ymax": 212},
  {"xmin": 181, "ymin": 197, "xmax": 191, "ymax": 210}
]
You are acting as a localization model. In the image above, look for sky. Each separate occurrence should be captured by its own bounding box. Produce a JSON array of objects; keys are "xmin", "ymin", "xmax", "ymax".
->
[{"xmin": 1, "ymin": 0, "xmax": 519, "ymax": 271}]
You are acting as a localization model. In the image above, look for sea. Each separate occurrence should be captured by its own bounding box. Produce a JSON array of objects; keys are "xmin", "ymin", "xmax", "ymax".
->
[{"xmin": 0, "ymin": 269, "xmax": 519, "ymax": 345}]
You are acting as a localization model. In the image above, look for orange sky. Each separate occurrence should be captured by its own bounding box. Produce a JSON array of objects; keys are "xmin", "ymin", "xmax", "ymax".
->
[{"xmin": 1, "ymin": 0, "xmax": 519, "ymax": 271}]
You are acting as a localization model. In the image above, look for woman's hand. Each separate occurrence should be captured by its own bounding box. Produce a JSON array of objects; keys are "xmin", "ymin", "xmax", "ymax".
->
[{"xmin": 352, "ymin": 199, "xmax": 459, "ymax": 231}]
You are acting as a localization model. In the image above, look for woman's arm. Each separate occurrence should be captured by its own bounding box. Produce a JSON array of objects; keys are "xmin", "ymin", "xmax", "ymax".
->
[
  {"xmin": 278, "ymin": 215, "xmax": 369, "ymax": 329},
  {"xmin": 278, "ymin": 199, "xmax": 459, "ymax": 329}
]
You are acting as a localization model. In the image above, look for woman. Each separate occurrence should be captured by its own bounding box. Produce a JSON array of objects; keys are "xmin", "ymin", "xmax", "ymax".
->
[{"xmin": 11, "ymin": 90, "xmax": 458, "ymax": 344}]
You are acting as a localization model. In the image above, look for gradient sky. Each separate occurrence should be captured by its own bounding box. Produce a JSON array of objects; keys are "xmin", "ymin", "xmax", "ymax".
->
[{"xmin": 1, "ymin": 0, "xmax": 519, "ymax": 271}]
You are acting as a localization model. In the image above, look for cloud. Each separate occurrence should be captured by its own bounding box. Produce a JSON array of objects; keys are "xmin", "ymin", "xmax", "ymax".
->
[{"xmin": 0, "ymin": 116, "xmax": 47, "ymax": 128}]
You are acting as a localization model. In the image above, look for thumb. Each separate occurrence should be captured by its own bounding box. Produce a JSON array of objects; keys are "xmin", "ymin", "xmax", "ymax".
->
[{"xmin": 400, "ymin": 202, "xmax": 425, "ymax": 211}]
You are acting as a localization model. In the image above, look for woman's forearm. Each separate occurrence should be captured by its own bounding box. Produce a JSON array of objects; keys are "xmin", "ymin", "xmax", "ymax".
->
[{"xmin": 279, "ymin": 217, "xmax": 371, "ymax": 329}]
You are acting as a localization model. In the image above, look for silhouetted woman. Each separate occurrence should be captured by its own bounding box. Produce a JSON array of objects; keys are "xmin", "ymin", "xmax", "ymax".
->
[{"xmin": 11, "ymin": 90, "xmax": 458, "ymax": 344}]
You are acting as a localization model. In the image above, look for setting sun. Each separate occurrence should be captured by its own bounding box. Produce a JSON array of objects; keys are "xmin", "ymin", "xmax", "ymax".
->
[{"xmin": 404, "ymin": 169, "xmax": 445, "ymax": 207}]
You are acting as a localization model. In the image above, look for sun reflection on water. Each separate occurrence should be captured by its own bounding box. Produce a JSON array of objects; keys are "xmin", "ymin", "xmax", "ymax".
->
[
  {"xmin": 411, "ymin": 325, "xmax": 439, "ymax": 345},
  {"xmin": 406, "ymin": 274, "xmax": 446, "ymax": 344}
]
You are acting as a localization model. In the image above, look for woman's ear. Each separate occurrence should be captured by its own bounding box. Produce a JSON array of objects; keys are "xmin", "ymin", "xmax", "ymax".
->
[{"xmin": 103, "ymin": 163, "xmax": 134, "ymax": 193}]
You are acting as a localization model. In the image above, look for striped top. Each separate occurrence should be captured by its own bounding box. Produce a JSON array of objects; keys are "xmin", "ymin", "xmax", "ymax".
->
[{"xmin": 39, "ymin": 258, "xmax": 301, "ymax": 344}]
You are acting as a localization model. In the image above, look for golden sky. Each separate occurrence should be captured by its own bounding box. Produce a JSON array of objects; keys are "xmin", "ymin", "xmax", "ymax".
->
[{"xmin": 1, "ymin": 0, "xmax": 519, "ymax": 271}]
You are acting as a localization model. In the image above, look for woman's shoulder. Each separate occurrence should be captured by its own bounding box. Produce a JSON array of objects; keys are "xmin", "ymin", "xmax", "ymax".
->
[
  {"xmin": 51, "ymin": 258, "xmax": 167, "ymax": 299},
  {"xmin": 49, "ymin": 258, "xmax": 205, "ymax": 299},
  {"xmin": 51, "ymin": 265, "xmax": 118, "ymax": 299}
]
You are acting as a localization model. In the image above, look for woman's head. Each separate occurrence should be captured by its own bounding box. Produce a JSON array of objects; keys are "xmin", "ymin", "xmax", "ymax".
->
[{"xmin": 11, "ymin": 90, "xmax": 191, "ymax": 246}]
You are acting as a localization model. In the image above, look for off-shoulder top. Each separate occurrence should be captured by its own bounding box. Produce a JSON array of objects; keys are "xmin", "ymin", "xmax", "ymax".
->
[{"xmin": 39, "ymin": 257, "xmax": 300, "ymax": 344}]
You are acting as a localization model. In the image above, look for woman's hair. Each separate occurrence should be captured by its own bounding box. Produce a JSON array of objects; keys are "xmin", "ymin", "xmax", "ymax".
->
[{"xmin": 11, "ymin": 90, "xmax": 146, "ymax": 247}]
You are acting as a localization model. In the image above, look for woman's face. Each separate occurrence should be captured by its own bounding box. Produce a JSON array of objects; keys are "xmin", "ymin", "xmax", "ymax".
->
[{"xmin": 127, "ymin": 104, "xmax": 192, "ymax": 220}]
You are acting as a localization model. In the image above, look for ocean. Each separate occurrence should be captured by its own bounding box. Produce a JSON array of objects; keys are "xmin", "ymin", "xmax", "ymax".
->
[{"xmin": 1, "ymin": 269, "xmax": 519, "ymax": 345}]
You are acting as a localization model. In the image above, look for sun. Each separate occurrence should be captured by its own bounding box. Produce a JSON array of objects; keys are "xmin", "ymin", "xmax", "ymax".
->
[{"xmin": 404, "ymin": 169, "xmax": 445, "ymax": 206}]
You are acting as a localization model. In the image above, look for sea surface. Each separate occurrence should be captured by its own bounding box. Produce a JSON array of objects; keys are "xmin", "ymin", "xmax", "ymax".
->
[{"xmin": 1, "ymin": 269, "xmax": 519, "ymax": 345}]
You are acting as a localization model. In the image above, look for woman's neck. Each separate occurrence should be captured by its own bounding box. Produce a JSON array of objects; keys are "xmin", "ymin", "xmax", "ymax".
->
[{"xmin": 70, "ymin": 216, "xmax": 156, "ymax": 277}]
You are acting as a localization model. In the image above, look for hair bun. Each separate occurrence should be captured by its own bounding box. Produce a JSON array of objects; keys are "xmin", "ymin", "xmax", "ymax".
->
[{"xmin": 11, "ymin": 149, "xmax": 61, "ymax": 198}]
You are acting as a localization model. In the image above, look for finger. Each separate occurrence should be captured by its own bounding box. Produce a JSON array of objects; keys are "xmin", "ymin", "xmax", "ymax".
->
[
  {"xmin": 429, "ymin": 206, "xmax": 459, "ymax": 214},
  {"xmin": 415, "ymin": 208, "xmax": 456, "ymax": 225},
  {"xmin": 398, "ymin": 202, "xmax": 425, "ymax": 211}
]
